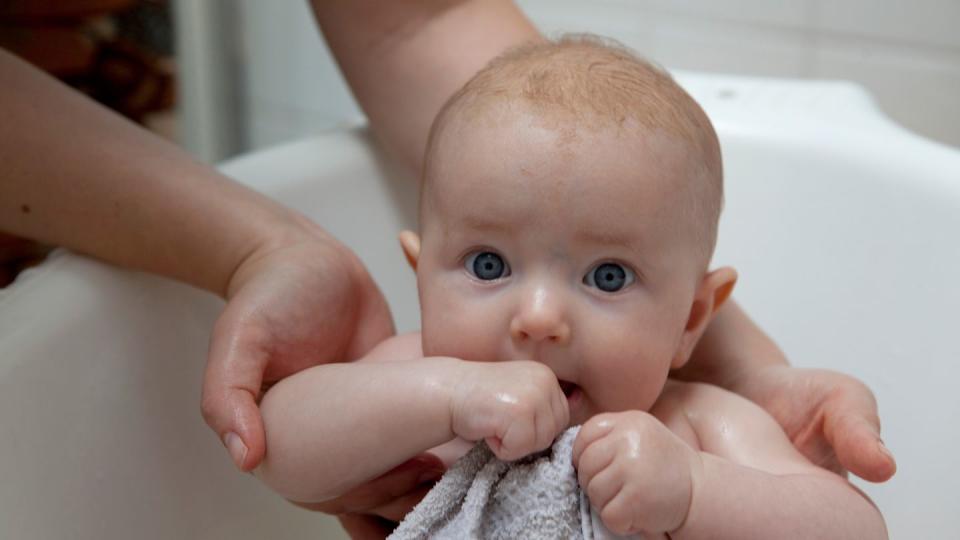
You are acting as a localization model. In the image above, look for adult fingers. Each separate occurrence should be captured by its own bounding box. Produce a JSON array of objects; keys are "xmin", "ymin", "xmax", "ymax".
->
[
  {"xmin": 823, "ymin": 387, "xmax": 897, "ymax": 482},
  {"xmin": 304, "ymin": 454, "xmax": 445, "ymax": 515},
  {"xmin": 791, "ymin": 425, "xmax": 846, "ymax": 477},
  {"xmin": 337, "ymin": 513, "xmax": 394, "ymax": 540},
  {"xmin": 365, "ymin": 484, "xmax": 434, "ymax": 522},
  {"xmin": 296, "ymin": 486, "xmax": 430, "ymax": 536},
  {"xmin": 201, "ymin": 308, "xmax": 269, "ymax": 471}
]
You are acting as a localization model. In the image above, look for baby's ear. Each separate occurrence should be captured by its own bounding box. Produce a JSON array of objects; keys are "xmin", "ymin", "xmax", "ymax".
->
[
  {"xmin": 398, "ymin": 230, "xmax": 421, "ymax": 271},
  {"xmin": 671, "ymin": 267, "xmax": 738, "ymax": 369}
]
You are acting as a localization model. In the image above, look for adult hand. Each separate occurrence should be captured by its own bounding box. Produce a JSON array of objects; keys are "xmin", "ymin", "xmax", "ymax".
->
[
  {"xmin": 201, "ymin": 223, "xmax": 395, "ymax": 471},
  {"xmin": 730, "ymin": 365, "xmax": 897, "ymax": 482},
  {"xmin": 299, "ymin": 453, "xmax": 446, "ymax": 540}
]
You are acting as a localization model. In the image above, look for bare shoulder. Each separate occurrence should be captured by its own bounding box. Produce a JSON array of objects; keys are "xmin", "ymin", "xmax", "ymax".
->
[
  {"xmin": 355, "ymin": 331, "xmax": 423, "ymax": 364},
  {"xmin": 654, "ymin": 380, "xmax": 834, "ymax": 477},
  {"xmin": 655, "ymin": 379, "xmax": 751, "ymax": 417},
  {"xmin": 647, "ymin": 380, "xmax": 730, "ymax": 450}
]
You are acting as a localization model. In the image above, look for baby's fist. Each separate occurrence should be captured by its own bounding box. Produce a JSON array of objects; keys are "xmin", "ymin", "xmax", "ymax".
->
[
  {"xmin": 573, "ymin": 411, "xmax": 698, "ymax": 536},
  {"xmin": 451, "ymin": 360, "xmax": 569, "ymax": 461}
]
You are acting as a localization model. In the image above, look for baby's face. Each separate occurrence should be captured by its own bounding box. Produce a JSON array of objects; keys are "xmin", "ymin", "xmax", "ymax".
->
[{"xmin": 415, "ymin": 110, "xmax": 706, "ymax": 426}]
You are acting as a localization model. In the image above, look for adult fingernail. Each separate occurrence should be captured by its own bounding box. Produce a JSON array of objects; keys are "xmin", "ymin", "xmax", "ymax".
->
[
  {"xmin": 224, "ymin": 432, "xmax": 248, "ymax": 468},
  {"xmin": 877, "ymin": 439, "xmax": 895, "ymax": 463}
]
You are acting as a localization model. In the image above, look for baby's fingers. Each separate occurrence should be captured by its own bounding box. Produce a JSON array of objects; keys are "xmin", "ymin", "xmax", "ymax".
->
[
  {"xmin": 492, "ymin": 407, "xmax": 551, "ymax": 461},
  {"xmin": 598, "ymin": 486, "xmax": 637, "ymax": 536},
  {"xmin": 575, "ymin": 430, "xmax": 617, "ymax": 493},
  {"xmin": 492, "ymin": 412, "xmax": 538, "ymax": 461},
  {"xmin": 573, "ymin": 413, "xmax": 617, "ymax": 467},
  {"xmin": 490, "ymin": 384, "xmax": 568, "ymax": 461}
]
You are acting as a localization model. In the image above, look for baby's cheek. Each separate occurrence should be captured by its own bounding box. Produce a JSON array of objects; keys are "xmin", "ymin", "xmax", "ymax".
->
[
  {"xmin": 421, "ymin": 293, "xmax": 504, "ymax": 362},
  {"xmin": 587, "ymin": 335, "xmax": 670, "ymax": 412},
  {"xmin": 422, "ymin": 320, "xmax": 500, "ymax": 361}
]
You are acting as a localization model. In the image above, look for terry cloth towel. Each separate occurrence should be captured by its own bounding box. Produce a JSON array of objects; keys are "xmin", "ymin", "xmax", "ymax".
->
[{"xmin": 388, "ymin": 427, "xmax": 642, "ymax": 540}]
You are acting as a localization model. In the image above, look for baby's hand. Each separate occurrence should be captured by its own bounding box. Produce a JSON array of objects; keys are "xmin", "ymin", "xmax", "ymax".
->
[
  {"xmin": 573, "ymin": 411, "xmax": 699, "ymax": 536},
  {"xmin": 450, "ymin": 360, "xmax": 569, "ymax": 461}
]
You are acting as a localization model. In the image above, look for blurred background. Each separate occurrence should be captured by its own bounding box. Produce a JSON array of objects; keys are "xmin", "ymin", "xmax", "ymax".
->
[{"xmin": 1, "ymin": 0, "xmax": 958, "ymax": 161}]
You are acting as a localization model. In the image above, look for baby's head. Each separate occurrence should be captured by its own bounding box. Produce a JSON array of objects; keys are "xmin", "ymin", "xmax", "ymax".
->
[{"xmin": 402, "ymin": 35, "xmax": 736, "ymax": 425}]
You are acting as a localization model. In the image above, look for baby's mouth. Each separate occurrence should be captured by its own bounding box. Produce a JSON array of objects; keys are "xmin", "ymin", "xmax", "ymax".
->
[{"xmin": 559, "ymin": 380, "xmax": 579, "ymax": 398}]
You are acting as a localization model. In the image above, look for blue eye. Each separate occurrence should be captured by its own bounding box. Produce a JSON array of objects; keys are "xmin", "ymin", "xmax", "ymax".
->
[
  {"xmin": 584, "ymin": 262, "xmax": 634, "ymax": 292},
  {"xmin": 465, "ymin": 251, "xmax": 510, "ymax": 280}
]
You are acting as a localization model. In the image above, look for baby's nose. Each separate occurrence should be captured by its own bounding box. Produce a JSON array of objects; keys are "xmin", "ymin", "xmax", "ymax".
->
[{"xmin": 509, "ymin": 286, "xmax": 571, "ymax": 345}]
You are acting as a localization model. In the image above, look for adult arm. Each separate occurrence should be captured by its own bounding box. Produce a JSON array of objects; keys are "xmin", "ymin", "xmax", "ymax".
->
[
  {"xmin": 310, "ymin": 0, "xmax": 542, "ymax": 174},
  {"xmin": 0, "ymin": 49, "xmax": 289, "ymax": 295},
  {"xmin": 0, "ymin": 49, "xmax": 395, "ymax": 470}
]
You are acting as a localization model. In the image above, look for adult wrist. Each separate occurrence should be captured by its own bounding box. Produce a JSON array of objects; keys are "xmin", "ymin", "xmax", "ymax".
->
[{"xmin": 220, "ymin": 206, "xmax": 339, "ymax": 300}]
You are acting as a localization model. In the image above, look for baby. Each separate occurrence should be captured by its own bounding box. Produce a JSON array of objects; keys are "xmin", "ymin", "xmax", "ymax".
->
[{"xmin": 255, "ymin": 36, "xmax": 886, "ymax": 538}]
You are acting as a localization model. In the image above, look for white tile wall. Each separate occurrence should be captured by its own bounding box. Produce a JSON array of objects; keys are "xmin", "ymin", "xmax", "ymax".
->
[
  {"xmin": 223, "ymin": 0, "xmax": 960, "ymax": 153},
  {"xmin": 518, "ymin": 0, "xmax": 960, "ymax": 149},
  {"xmin": 607, "ymin": 0, "xmax": 813, "ymax": 28},
  {"xmin": 813, "ymin": 0, "xmax": 960, "ymax": 49},
  {"xmin": 234, "ymin": 0, "xmax": 363, "ymax": 150},
  {"xmin": 812, "ymin": 34, "xmax": 960, "ymax": 147}
]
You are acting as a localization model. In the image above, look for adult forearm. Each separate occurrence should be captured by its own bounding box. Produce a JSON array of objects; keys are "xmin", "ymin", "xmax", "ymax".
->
[
  {"xmin": 674, "ymin": 300, "xmax": 788, "ymax": 390},
  {"xmin": 311, "ymin": 0, "xmax": 542, "ymax": 173},
  {"xmin": 0, "ymin": 50, "xmax": 305, "ymax": 297},
  {"xmin": 675, "ymin": 453, "xmax": 886, "ymax": 539},
  {"xmin": 256, "ymin": 357, "xmax": 460, "ymax": 503}
]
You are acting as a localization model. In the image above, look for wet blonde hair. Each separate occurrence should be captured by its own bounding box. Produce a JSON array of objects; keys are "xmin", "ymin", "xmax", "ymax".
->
[{"xmin": 424, "ymin": 34, "xmax": 724, "ymax": 266}]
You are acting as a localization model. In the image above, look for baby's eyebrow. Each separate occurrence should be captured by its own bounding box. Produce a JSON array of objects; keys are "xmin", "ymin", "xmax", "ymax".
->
[
  {"xmin": 458, "ymin": 213, "xmax": 525, "ymax": 233},
  {"xmin": 574, "ymin": 228, "xmax": 638, "ymax": 249}
]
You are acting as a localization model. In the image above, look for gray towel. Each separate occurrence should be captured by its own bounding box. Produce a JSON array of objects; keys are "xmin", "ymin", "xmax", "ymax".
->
[{"xmin": 389, "ymin": 427, "xmax": 641, "ymax": 540}]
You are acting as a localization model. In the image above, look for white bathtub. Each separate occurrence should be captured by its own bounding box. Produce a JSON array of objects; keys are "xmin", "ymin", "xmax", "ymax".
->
[{"xmin": 2, "ymin": 72, "xmax": 958, "ymax": 539}]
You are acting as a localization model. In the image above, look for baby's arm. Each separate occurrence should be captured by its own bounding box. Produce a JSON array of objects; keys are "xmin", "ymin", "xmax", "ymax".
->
[
  {"xmin": 666, "ymin": 383, "xmax": 887, "ymax": 539},
  {"xmin": 255, "ymin": 334, "xmax": 568, "ymax": 504},
  {"xmin": 255, "ymin": 353, "xmax": 456, "ymax": 503}
]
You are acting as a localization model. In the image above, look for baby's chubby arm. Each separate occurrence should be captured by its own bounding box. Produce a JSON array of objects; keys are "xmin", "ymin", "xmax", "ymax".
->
[
  {"xmin": 255, "ymin": 333, "xmax": 569, "ymax": 503},
  {"xmin": 575, "ymin": 382, "xmax": 886, "ymax": 539}
]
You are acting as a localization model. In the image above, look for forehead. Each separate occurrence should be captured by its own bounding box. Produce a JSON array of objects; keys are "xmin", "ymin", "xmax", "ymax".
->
[{"xmin": 424, "ymin": 109, "xmax": 690, "ymax": 236}]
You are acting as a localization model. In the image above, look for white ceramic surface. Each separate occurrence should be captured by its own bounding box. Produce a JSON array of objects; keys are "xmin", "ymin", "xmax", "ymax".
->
[{"xmin": 2, "ymin": 72, "xmax": 959, "ymax": 538}]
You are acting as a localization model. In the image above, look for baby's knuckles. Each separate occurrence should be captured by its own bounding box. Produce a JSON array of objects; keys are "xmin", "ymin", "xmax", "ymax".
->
[
  {"xmin": 450, "ymin": 360, "xmax": 563, "ymax": 456},
  {"xmin": 592, "ymin": 411, "xmax": 695, "ymax": 535}
]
